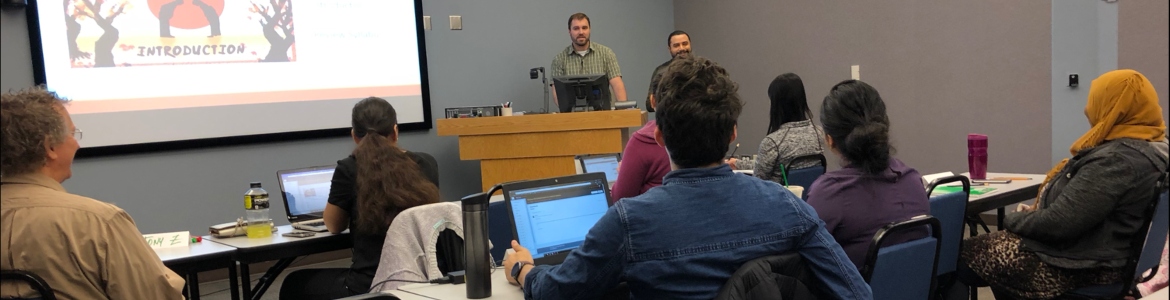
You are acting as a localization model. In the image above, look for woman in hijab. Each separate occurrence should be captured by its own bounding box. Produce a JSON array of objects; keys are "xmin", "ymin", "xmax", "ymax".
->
[{"xmin": 960, "ymin": 69, "xmax": 1169, "ymax": 299}]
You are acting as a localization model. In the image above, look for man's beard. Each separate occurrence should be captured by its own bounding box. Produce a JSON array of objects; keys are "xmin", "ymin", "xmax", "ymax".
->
[{"xmin": 575, "ymin": 36, "xmax": 589, "ymax": 47}]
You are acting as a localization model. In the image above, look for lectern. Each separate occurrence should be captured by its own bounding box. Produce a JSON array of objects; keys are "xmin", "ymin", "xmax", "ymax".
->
[{"xmin": 436, "ymin": 110, "xmax": 646, "ymax": 191}]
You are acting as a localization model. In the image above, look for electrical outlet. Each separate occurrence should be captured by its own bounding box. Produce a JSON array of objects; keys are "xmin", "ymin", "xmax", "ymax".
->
[
  {"xmin": 423, "ymin": 16, "xmax": 431, "ymax": 31},
  {"xmin": 450, "ymin": 15, "xmax": 462, "ymax": 30}
]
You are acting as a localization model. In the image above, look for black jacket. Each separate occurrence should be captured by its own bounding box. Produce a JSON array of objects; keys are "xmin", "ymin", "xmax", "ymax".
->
[
  {"xmin": 1006, "ymin": 138, "xmax": 1169, "ymax": 269},
  {"xmin": 714, "ymin": 252, "xmax": 827, "ymax": 300}
]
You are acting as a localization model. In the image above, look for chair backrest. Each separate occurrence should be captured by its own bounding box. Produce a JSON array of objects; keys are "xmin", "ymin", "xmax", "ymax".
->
[
  {"xmin": 0, "ymin": 270, "xmax": 56, "ymax": 300},
  {"xmin": 862, "ymin": 215, "xmax": 941, "ymax": 300},
  {"xmin": 488, "ymin": 200, "xmax": 513, "ymax": 265},
  {"xmin": 783, "ymin": 154, "xmax": 827, "ymax": 199},
  {"xmin": 926, "ymin": 175, "xmax": 970, "ymax": 276},
  {"xmin": 1137, "ymin": 189, "xmax": 1165, "ymax": 281}
]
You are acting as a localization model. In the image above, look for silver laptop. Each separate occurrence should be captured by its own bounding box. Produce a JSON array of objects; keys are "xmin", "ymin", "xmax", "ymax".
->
[
  {"xmin": 504, "ymin": 173, "xmax": 612, "ymax": 265},
  {"xmin": 277, "ymin": 165, "xmax": 336, "ymax": 232},
  {"xmin": 578, "ymin": 154, "xmax": 620, "ymax": 186}
]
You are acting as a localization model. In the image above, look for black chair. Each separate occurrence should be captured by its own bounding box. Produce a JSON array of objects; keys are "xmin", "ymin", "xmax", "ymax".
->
[
  {"xmin": 0, "ymin": 270, "xmax": 56, "ymax": 300},
  {"xmin": 488, "ymin": 200, "xmax": 513, "ymax": 265},
  {"xmin": 782, "ymin": 153, "xmax": 827, "ymax": 200},
  {"xmin": 1061, "ymin": 172, "xmax": 1169, "ymax": 299},
  {"xmin": 862, "ymin": 215, "xmax": 942, "ymax": 300}
]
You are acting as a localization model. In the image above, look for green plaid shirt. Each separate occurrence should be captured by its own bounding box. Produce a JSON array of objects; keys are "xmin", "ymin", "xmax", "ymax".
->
[{"xmin": 551, "ymin": 42, "xmax": 622, "ymax": 79}]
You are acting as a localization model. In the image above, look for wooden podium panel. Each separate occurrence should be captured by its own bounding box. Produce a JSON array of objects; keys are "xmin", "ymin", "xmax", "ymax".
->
[{"xmin": 437, "ymin": 110, "xmax": 645, "ymax": 191}]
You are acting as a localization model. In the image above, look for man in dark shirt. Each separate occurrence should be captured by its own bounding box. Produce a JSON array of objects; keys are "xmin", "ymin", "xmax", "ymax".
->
[{"xmin": 646, "ymin": 30, "xmax": 692, "ymax": 112}]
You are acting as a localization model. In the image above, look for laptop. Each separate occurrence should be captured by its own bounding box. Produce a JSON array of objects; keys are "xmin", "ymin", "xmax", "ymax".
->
[
  {"xmin": 504, "ymin": 173, "xmax": 612, "ymax": 265},
  {"xmin": 578, "ymin": 154, "xmax": 620, "ymax": 186},
  {"xmin": 277, "ymin": 165, "xmax": 336, "ymax": 232}
]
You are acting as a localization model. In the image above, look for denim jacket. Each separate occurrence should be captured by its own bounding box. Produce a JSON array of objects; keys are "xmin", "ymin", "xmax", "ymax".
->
[{"xmin": 523, "ymin": 165, "xmax": 872, "ymax": 300}]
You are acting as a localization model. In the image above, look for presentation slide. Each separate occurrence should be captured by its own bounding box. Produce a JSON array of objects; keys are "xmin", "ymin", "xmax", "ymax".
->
[{"xmin": 33, "ymin": 0, "xmax": 429, "ymax": 148}]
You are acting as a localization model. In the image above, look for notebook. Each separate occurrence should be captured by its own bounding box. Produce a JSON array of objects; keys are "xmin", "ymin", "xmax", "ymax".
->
[
  {"xmin": 503, "ymin": 173, "xmax": 612, "ymax": 265},
  {"xmin": 579, "ymin": 154, "xmax": 620, "ymax": 186},
  {"xmin": 277, "ymin": 165, "xmax": 336, "ymax": 232}
]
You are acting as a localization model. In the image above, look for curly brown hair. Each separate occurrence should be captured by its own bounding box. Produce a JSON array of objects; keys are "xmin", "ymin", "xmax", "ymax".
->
[
  {"xmin": 1, "ymin": 88, "xmax": 71, "ymax": 177},
  {"xmin": 351, "ymin": 97, "xmax": 441, "ymax": 235},
  {"xmin": 653, "ymin": 56, "xmax": 744, "ymax": 168}
]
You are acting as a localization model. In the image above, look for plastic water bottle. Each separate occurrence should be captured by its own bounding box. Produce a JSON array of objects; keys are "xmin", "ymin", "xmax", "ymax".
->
[{"xmin": 244, "ymin": 182, "xmax": 273, "ymax": 238}]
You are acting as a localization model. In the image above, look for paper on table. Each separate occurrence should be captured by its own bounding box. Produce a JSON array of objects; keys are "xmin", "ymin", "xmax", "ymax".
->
[{"xmin": 143, "ymin": 231, "xmax": 190, "ymax": 249}]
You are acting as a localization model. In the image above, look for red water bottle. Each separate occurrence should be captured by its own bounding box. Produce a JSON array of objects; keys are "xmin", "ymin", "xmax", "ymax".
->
[{"xmin": 968, "ymin": 134, "xmax": 988, "ymax": 180}]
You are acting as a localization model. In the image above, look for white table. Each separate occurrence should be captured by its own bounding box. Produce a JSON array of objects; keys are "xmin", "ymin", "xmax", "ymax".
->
[
  {"xmin": 208, "ymin": 225, "xmax": 352, "ymax": 300},
  {"xmin": 963, "ymin": 172, "xmax": 1043, "ymax": 229},
  {"xmin": 1143, "ymin": 287, "xmax": 1168, "ymax": 299},
  {"xmin": 155, "ymin": 238, "xmax": 240, "ymax": 300},
  {"xmin": 392, "ymin": 268, "xmax": 525, "ymax": 299},
  {"xmin": 928, "ymin": 172, "xmax": 1044, "ymax": 234}
]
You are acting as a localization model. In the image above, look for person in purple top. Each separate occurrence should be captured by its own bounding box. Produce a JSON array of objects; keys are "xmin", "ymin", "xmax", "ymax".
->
[{"xmin": 805, "ymin": 80, "xmax": 930, "ymax": 270}]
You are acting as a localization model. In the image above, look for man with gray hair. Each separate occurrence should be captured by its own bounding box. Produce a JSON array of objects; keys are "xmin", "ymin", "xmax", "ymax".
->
[{"xmin": 1, "ymin": 88, "xmax": 185, "ymax": 299}]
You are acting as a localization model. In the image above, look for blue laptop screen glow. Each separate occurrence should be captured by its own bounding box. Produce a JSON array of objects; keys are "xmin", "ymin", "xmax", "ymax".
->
[
  {"xmin": 280, "ymin": 168, "xmax": 334, "ymax": 216},
  {"xmin": 581, "ymin": 155, "xmax": 619, "ymax": 183},
  {"xmin": 509, "ymin": 180, "xmax": 609, "ymax": 259}
]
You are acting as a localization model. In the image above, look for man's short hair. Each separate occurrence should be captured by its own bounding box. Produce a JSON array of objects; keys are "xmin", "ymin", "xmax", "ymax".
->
[
  {"xmin": 567, "ymin": 12, "xmax": 590, "ymax": 29},
  {"xmin": 667, "ymin": 30, "xmax": 690, "ymax": 46},
  {"xmin": 0, "ymin": 88, "xmax": 71, "ymax": 177},
  {"xmin": 654, "ymin": 56, "xmax": 743, "ymax": 168}
]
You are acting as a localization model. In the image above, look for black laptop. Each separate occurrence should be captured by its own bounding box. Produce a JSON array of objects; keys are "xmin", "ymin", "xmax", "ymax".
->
[{"xmin": 503, "ymin": 173, "xmax": 612, "ymax": 265}]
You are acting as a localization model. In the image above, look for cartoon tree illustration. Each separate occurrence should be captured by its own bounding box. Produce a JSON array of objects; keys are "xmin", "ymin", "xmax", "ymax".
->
[
  {"xmin": 251, "ymin": 0, "xmax": 294, "ymax": 62},
  {"xmin": 73, "ymin": 0, "xmax": 128, "ymax": 67},
  {"xmin": 63, "ymin": 0, "xmax": 91, "ymax": 63}
]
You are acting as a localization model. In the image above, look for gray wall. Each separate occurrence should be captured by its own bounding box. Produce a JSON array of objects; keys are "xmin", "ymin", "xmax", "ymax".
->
[
  {"xmin": 674, "ymin": 0, "xmax": 1053, "ymax": 176},
  {"xmin": 0, "ymin": 0, "xmax": 674, "ymax": 234},
  {"xmin": 1050, "ymin": 0, "xmax": 1117, "ymax": 165},
  {"xmin": 1118, "ymin": 0, "xmax": 1170, "ymax": 124}
]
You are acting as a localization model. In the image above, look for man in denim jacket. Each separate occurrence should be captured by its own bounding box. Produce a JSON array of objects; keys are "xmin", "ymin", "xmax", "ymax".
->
[{"xmin": 503, "ymin": 56, "xmax": 872, "ymax": 300}]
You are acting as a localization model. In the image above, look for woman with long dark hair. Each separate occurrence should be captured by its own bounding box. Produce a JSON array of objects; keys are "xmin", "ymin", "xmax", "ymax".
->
[
  {"xmin": 732, "ymin": 73, "xmax": 826, "ymax": 185},
  {"xmin": 280, "ymin": 97, "xmax": 440, "ymax": 299},
  {"xmin": 805, "ymin": 80, "xmax": 929, "ymax": 270}
]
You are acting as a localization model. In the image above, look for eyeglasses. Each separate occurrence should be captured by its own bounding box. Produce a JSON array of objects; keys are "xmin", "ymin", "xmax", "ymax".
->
[{"xmin": 71, "ymin": 128, "xmax": 83, "ymax": 140}]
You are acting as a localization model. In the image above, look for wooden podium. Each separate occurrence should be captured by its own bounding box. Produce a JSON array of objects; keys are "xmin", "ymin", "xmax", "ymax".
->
[{"xmin": 436, "ymin": 110, "xmax": 646, "ymax": 191}]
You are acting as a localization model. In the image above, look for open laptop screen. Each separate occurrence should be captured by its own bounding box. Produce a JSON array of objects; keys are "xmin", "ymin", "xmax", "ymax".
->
[
  {"xmin": 580, "ymin": 154, "xmax": 619, "ymax": 184},
  {"xmin": 277, "ymin": 166, "xmax": 335, "ymax": 220},
  {"xmin": 506, "ymin": 174, "xmax": 610, "ymax": 260}
]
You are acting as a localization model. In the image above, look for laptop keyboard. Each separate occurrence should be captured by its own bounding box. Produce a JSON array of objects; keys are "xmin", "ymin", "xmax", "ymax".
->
[{"xmin": 302, "ymin": 220, "xmax": 324, "ymax": 226}]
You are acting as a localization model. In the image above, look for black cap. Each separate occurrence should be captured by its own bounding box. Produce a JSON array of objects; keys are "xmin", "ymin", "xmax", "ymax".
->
[{"xmin": 250, "ymin": 182, "xmax": 262, "ymax": 188}]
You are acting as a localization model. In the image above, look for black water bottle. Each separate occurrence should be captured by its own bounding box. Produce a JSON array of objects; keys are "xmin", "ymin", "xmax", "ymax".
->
[{"xmin": 461, "ymin": 190, "xmax": 493, "ymax": 299}]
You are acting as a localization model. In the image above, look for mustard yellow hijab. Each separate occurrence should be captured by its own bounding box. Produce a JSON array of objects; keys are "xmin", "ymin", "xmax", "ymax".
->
[{"xmin": 1036, "ymin": 69, "xmax": 1167, "ymax": 206}]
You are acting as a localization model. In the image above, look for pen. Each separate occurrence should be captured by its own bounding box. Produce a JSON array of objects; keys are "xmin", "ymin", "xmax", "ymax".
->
[{"xmin": 729, "ymin": 143, "xmax": 740, "ymax": 157}]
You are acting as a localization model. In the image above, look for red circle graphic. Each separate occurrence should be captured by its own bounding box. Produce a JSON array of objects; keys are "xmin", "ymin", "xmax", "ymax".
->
[{"xmin": 147, "ymin": 0, "xmax": 225, "ymax": 30}]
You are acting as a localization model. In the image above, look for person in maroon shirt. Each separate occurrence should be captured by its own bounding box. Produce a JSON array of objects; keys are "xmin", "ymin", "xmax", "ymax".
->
[
  {"xmin": 611, "ymin": 72, "xmax": 671, "ymax": 203},
  {"xmin": 805, "ymin": 80, "xmax": 930, "ymax": 270}
]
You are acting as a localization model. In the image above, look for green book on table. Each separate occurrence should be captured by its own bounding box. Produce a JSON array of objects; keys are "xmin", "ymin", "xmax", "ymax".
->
[{"xmin": 933, "ymin": 186, "xmax": 997, "ymax": 195}]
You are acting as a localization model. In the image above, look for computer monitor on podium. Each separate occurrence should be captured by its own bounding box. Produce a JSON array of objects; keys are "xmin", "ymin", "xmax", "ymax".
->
[{"xmin": 553, "ymin": 73, "xmax": 610, "ymax": 113}]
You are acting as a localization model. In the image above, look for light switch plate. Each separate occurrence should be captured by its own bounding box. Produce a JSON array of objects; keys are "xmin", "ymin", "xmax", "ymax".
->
[
  {"xmin": 423, "ymin": 16, "xmax": 431, "ymax": 31},
  {"xmin": 450, "ymin": 15, "xmax": 462, "ymax": 30},
  {"xmin": 851, "ymin": 65, "xmax": 860, "ymax": 80}
]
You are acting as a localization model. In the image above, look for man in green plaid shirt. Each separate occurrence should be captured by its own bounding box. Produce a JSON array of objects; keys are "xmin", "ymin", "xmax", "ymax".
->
[{"xmin": 551, "ymin": 13, "xmax": 629, "ymax": 107}]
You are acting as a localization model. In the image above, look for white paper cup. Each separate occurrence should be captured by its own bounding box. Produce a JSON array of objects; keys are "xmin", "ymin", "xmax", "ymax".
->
[{"xmin": 786, "ymin": 185, "xmax": 804, "ymax": 198}]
